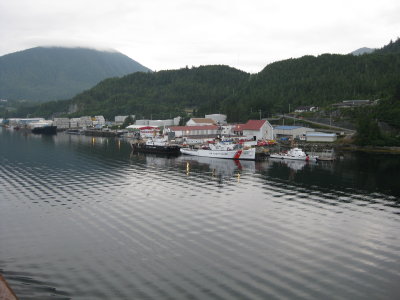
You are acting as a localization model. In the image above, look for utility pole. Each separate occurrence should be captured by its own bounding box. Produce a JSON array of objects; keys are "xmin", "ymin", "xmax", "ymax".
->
[{"xmin": 259, "ymin": 109, "xmax": 261, "ymax": 120}]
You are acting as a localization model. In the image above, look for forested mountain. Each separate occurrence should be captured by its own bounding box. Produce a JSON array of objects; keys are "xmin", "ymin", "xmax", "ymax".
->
[
  {"xmin": 375, "ymin": 38, "xmax": 400, "ymax": 54},
  {"xmin": 0, "ymin": 47, "xmax": 151, "ymax": 102},
  {"xmin": 7, "ymin": 39, "xmax": 400, "ymax": 132},
  {"xmin": 222, "ymin": 50, "xmax": 400, "ymax": 122},
  {"xmin": 67, "ymin": 65, "xmax": 248, "ymax": 120}
]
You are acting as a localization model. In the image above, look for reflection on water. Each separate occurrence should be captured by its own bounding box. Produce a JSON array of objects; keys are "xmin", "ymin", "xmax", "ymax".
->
[
  {"xmin": 1, "ymin": 128, "xmax": 400, "ymax": 299},
  {"xmin": 177, "ymin": 155, "xmax": 256, "ymax": 179},
  {"xmin": 268, "ymin": 158, "xmax": 316, "ymax": 172}
]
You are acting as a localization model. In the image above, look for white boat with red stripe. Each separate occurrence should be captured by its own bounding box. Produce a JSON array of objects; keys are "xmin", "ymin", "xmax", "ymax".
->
[{"xmin": 180, "ymin": 142, "xmax": 256, "ymax": 160}]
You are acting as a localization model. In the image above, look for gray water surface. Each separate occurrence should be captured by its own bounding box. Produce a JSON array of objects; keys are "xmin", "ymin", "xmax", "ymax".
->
[{"xmin": 1, "ymin": 129, "xmax": 400, "ymax": 299}]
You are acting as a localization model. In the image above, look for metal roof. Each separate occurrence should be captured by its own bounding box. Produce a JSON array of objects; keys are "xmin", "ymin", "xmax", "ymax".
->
[
  {"xmin": 306, "ymin": 132, "xmax": 336, "ymax": 136},
  {"xmin": 274, "ymin": 126, "xmax": 303, "ymax": 130}
]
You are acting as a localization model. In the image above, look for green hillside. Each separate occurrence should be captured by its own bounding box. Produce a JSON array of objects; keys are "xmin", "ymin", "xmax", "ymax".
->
[
  {"xmin": 7, "ymin": 40, "xmax": 400, "ymax": 136},
  {"xmin": 0, "ymin": 47, "xmax": 151, "ymax": 102},
  {"xmin": 34, "ymin": 65, "xmax": 249, "ymax": 120},
  {"xmin": 221, "ymin": 51, "xmax": 400, "ymax": 121}
]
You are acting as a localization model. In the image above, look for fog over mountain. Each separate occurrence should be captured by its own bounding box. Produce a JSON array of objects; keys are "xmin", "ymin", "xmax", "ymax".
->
[
  {"xmin": 0, "ymin": 47, "xmax": 151, "ymax": 102},
  {"xmin": 350, "ymin": 47, "xmax": 376, "ymax": 56}
]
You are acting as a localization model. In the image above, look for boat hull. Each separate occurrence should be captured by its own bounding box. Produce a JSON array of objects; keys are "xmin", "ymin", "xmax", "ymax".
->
[
  {"xmin": 31, "ymin": 125, "xmax": 57, "ymax": 135},
  {"xmin": 132, "ymin": 143, "xmax": 181, "ymax": 155},
  {"xmin": 269, "ymin": 147, "xmax": 318, "ymax": 161},
  {"xmin": 180, "ymin": 147, "xmax": 256, "ymax": 160},
  {"xmin": 269, "ymin": 154, "xmax": 318, "ymax": 161}
]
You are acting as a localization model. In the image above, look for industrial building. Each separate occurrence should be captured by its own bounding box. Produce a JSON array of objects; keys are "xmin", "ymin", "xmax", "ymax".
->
[{"xmin": 274, "ymin": 126, "xmax": 315, "ymax": 140}]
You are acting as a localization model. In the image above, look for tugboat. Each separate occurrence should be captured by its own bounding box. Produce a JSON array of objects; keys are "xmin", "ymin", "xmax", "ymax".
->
[{"xmin": 131, "ymin": 137, "xmax": 181, "ymax": 155}]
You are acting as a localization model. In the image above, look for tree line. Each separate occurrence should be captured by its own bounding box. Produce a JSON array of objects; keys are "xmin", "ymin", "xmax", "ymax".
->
[{"xmin": 4, "ymin": 39, "xmax": 400, "ymax": 146}]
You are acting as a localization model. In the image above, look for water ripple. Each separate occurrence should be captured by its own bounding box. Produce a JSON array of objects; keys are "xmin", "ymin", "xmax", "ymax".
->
[{"xmin": 1, "ymin": 131, "xmax": 400, "ymax": 299}]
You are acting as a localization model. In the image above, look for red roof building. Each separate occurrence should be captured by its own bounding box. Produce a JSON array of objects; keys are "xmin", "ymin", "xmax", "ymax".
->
[
  {"xmin": 233, "ymin": 120, "xmax": 274, "ymax": 140},
  {"xmin": 167, "ymin": 125, "xmax": 220, "ymax": 138}
]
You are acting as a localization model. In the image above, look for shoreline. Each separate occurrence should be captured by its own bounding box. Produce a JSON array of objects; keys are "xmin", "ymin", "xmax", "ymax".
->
[{"xmin": 335, "ymin": 144, "xmax": 400, "ymax": 154}]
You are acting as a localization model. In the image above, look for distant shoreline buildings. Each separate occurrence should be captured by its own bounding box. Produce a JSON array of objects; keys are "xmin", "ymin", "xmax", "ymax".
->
[{"xmin": 3, "ymin": 112, "xmax": 341, "ymax": 143}]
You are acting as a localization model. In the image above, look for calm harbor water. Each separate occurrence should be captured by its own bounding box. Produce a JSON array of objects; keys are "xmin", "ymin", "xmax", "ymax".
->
[{"xmin": 1, "ymin": 128, "xmax": 400, "ymax": 300}]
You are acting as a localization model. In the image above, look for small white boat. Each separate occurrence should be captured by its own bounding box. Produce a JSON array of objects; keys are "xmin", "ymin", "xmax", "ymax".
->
[
  {"xmin": 180, "ymin": 142, "xmax": 256, "ymax": 160},
  {"xmin": 270, "ymin": 147, "xmax": 318, "ymax": 161}
]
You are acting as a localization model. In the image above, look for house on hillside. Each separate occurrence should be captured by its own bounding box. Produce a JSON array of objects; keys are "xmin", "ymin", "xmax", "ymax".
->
[
  {"xmin": 232, "ymin": 120, "xmax": 274, "ymax": 141},
  {"xmin": 332, "ymin": 100, "xmax": 373, "ymax": 108},
  {"xmin": 186, "ymin": 118, "xmax": 216, "ymax": 126}
]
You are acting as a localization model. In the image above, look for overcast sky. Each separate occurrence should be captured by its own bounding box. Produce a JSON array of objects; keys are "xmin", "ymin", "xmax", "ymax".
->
[{"xmin": 0, "ymin": 0, "xmax": 399, "ymax": 73}]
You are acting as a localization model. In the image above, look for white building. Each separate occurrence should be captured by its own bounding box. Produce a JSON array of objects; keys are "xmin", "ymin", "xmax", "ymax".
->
[
  {"xmin": 205, "ymin": 114, "xmax": 227, "ymax": 125},
  {"xmin": 135, "ymin": 119, "xmax": 149, "ymax": 126},
  {"xmin": 173, "ymin": 116, "xmax": 181, "ymax": 126},
  {"xmin": 136, "ymin": 117, "xmax": 181, "ymax": 127},
  {"xmin": 233, "ymin": 120, "xmax": 274, "ymax": 141},
  {"xmin": 274, "ymin": 126, "xmax": 315, "ymax": 140},
  {"xmin": 115, "ymin": 115, "xmax": 135, "ymax": 125},
  {"xmin": 79, "ymin": 116, "xmax": 93, "ymax": 128},
  {"xmin": 69, "ymin": 118, "xmax": 80, "ymax": 128},
  {"xmin": 115, "ymin": 115, "xmax": 128, "ymax": 125},
  {"xmin": 9, "ymin": 118, "xmax": 45, "ymax": 126},
  {"xmin": 149, "ymin": 119, "xmax": 174, "ymax": 127},
  {"xmin": 53, "ymin": 118, "xmax": 70, "ymax": 129},
  {"xmin": 186, "ymin": 118, "xmax": 216, "ymax": 126},
  {"xmin": 93, "ymin": 116, "xmax": 106, "ymax": 127},
  {"xmin": 306, "ymin": 132, "xmax": 337, "ymax": 142}
]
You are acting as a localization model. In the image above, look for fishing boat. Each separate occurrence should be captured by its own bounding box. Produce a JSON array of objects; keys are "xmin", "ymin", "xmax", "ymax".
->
[
  {"xmin": 270, "ymin": 147, "xmax": 318, "ymax": 161},
  {"xmin": 180, "ymin": 142, "xmax": 256, "ymax": 160},
  {"xmin": 131, "ymin": 137, "xmax": 181, "ymax": 155}
]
